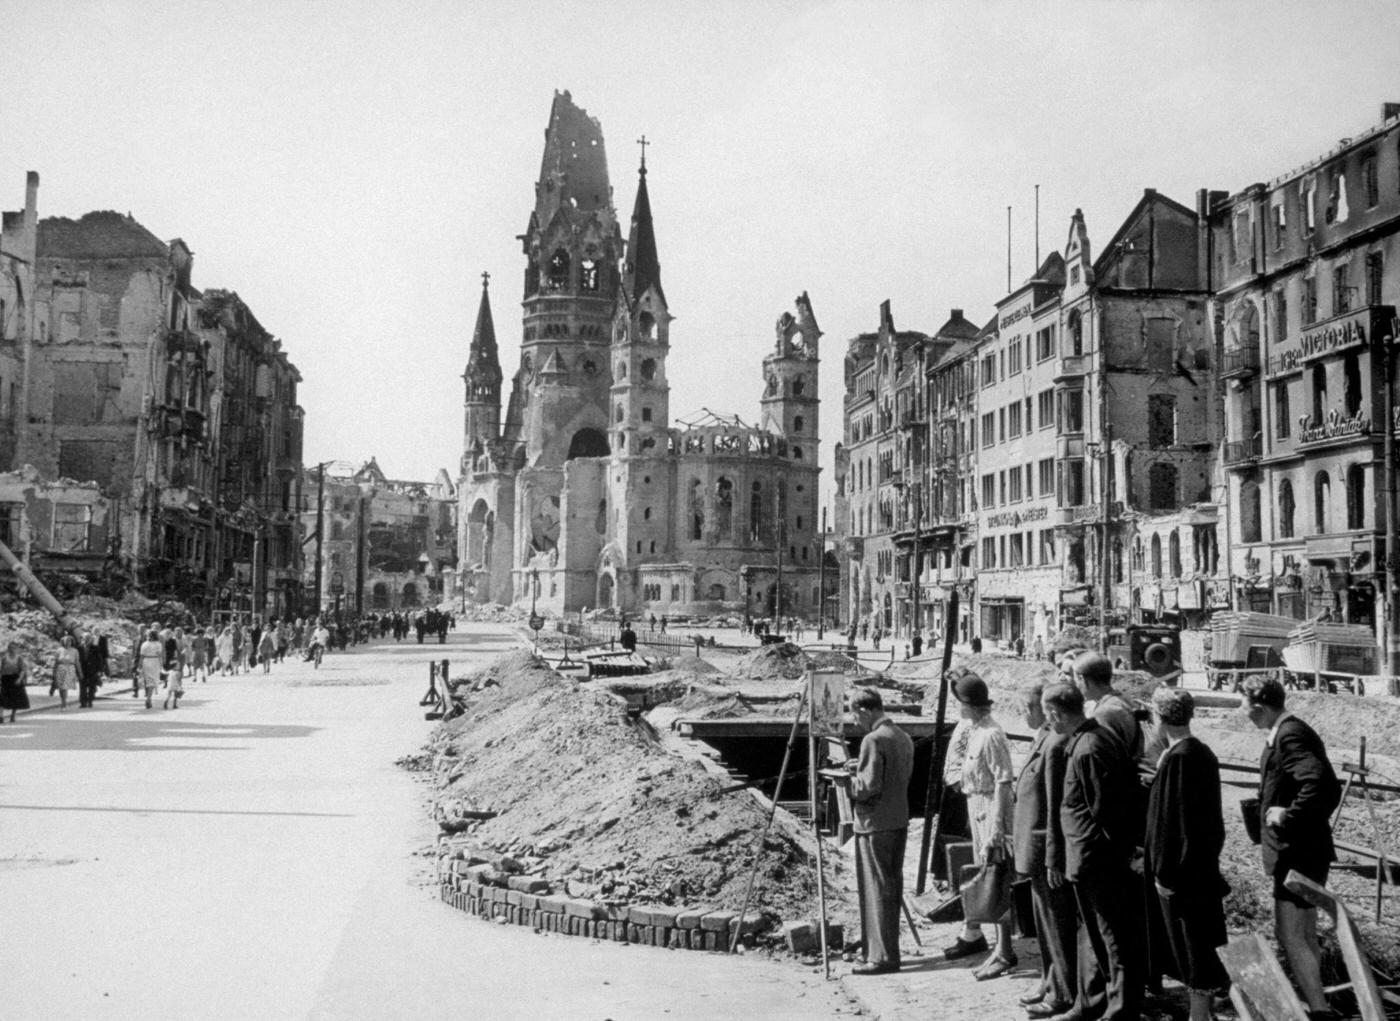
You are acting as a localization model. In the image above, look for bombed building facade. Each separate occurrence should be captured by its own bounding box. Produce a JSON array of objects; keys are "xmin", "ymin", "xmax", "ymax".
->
[
  {"xmin": 0, "ymin": 173, "xmax": 306, "ymax": 615},
  {"xmin": 458, "ymin": 92, "xmax": 821, "ymax": 618}
]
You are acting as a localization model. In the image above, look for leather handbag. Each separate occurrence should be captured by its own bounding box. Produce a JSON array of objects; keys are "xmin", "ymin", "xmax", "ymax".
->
[
  {"xmin": 1241, "ymin": 798, "xmax": 1262, "ymax": 845},
  {"xmin": 961, "ymin": 847, "xmax": 1014, "ymax": 924}
]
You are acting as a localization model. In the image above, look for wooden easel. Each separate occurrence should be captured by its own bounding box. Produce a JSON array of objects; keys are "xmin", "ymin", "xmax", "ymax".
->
[{"xmin": 1332, "ymin": 736, "xmax": 1394, "ymax": 922}]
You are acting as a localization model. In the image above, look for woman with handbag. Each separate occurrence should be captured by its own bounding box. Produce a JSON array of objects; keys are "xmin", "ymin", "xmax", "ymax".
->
[{"xmin": 948, "ymin": 673, "xmax": 1018, "ymax": 980}]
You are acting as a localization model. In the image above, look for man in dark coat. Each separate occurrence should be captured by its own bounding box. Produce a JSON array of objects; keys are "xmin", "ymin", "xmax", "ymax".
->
[
  {"xmin": 1015, "ymin": 683, "xmax": 1077, "ymax": 1017},
  {"xmin": 1041, "ymin": 682, "xmax": 1142, "ymax": 1021},
  {"xmin": 1244, "ymin": 674, "xmax": 1340, "ymax": 1018},
  {"xmin": 842, "ymin": 686, "xmax": 914, "ymax": 975},
  {"xmin": 1144, "ymin": 686, "xmax": 1228, "ymax": 1021}
]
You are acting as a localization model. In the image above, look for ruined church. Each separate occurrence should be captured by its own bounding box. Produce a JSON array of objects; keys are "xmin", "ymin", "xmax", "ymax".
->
[{"xmin": 457, "ymin": 91, "xmax": 822, "ymax": 618}]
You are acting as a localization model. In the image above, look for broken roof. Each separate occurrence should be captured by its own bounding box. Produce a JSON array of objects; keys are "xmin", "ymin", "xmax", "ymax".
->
[
  {"xmin": 38, "ymin": 210, "xmax": 168, "ymax": 260},
  {"xmin": 675, "ymin": 408, "xmax": 751, "ymax": 430}
]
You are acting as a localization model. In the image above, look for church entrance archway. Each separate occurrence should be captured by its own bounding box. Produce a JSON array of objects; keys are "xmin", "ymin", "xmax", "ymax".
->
[
  {"xmin": 597, "ymin": 573, "xmax": 615, "ymax": 609},
  {"xmin": 402, "ymin": 582, "xmax": 419, "ymax": 607},
  {"xmin": 371, "ymin": 582, "xmax": 389, "ymax": 609}
]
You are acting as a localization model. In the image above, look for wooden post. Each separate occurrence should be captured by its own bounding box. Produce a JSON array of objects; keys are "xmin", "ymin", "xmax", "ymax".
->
[{"xmin": 808, "ymin": 673, "xmax": 831, "ymax": 979}]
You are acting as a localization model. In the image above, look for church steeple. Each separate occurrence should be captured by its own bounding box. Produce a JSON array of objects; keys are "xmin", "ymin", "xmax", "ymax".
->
[
  {"xmin": 623, "ymin": 150, "xmax": 664, "ymax": 307},
  {"xmin": 463, "ymin": 271, "xmax": 502, "ymax": 461},
  {"xmin": 466, "ymin": 271, "xmax": 502, "ymax": 395}
]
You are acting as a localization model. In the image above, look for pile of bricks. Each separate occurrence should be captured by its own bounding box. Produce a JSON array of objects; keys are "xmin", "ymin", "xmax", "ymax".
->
[{"xmin": 439, "ymin": 858, "xmax": 770, "ymax": 951}]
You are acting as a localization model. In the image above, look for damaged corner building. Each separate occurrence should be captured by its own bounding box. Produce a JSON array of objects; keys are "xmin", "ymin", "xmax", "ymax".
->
[
  {"xmin": 458, "ymin": 91, "xmax": 829, "ymax": 619},
  {"xmin": 0, "ymin": 173, "xmax": 306, "ymax": 615}
]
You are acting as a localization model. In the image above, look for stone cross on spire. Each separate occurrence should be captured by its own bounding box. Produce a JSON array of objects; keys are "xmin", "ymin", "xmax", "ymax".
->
[
  {"xmin": 481, "ymin": 270, "xmax": 490, "ymax": 289},
  {"xmin": 637, "ymin": 134, "xmax": 649, "ymax": 173}
]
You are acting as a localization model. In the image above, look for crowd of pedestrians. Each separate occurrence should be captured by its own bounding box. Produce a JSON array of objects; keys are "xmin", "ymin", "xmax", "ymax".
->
[{"xmin": 845, "ymin": 649, "xmax": 1343, "ymax": 1021}]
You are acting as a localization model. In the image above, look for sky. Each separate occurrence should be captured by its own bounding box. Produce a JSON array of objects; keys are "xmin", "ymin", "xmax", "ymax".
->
[{"xmin": 3, "ymin": 0, "xmax": 1400, "ymax": 512}]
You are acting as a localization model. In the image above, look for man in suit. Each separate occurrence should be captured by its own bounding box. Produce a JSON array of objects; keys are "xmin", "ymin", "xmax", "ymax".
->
[
  {"xmin": 1015, "ymin": 683, "xmax": 1077, "ymax": 1017},
  {"xmin": 1243, "ymin": 674, "xmax": 1340, "ymax": 1019},
  {"xmin": 1041, "ymin": 682, "xmax": 1142, "ymax": 1021},
  {"xmin": 843, "ymin": 686, "xmax": 915, "ymax": 975}
]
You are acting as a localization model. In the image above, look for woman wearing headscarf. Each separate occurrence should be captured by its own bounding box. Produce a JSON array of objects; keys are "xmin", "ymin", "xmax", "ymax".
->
[
  {"xmin": 0, "ymin": 641, "xmax": 29, "ymax": 722},
  {"xmin": 216, "ymin": 625, "xmax": 235, "ymax": 676},
  {"xmin": 51, "ymin": 635, "xmax": 81, "ymax": 711}
]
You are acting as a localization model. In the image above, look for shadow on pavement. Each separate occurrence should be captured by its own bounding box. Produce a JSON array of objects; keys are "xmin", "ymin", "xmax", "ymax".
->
[{"xmin": 0, "ymin": 709, "xmax": 319, "ymax": 753}]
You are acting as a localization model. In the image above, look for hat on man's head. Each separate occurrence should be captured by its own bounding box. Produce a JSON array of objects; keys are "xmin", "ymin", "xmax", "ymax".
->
[{"xmin": 951, "ymin": 672, "xmax": 992, "ymax": 707}]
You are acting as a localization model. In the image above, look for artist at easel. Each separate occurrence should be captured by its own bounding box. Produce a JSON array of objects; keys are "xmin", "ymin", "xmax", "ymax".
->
[{"xmin": 838, "ymin": 686, "xmax": 915, "ymax": 975}]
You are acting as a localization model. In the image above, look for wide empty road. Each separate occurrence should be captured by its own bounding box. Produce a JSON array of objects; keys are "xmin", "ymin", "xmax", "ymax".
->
[{"xmin": 0, "ymin": 622, "xmax": 858, "ymax": 1020}]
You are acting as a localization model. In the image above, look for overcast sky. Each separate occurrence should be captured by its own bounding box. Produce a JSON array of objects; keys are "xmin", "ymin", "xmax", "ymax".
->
[{"xmin": 4, "ymin": 0, "xmax": 1399, "ymax": 510}]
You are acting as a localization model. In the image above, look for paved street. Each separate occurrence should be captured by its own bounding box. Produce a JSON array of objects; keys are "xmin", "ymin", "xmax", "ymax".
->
[{"xmin": 0, "ymin": 622, "xmax": 861, "ymax": 1021}]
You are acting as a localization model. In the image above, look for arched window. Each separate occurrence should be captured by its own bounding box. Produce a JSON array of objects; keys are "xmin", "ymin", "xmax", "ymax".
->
[
  {"xmin": 580, "ymin": 258, "xmax": 599, "ymax": 292},
  {"xmin": 546, "ymin": 248, "xmax": 570, "ymax": 292},
  {"xmin": 640, "ymin": 358, "xmax": 656, "ymax": 381},
  {"xmin": 1346, "ymin": 463, "xmax": 1366, "ymax": 529},
  {"xmin": 1150, "ymin": 535, "xmax": 1162, "ymax": 578},
  {"xmin": 793, "ymin": 415, "xmax": 804, "ymax": 432},
  {"xmin": 639, "ymin": 312, "xmax": 655, "ymax": 340},
  {"xmin": 615, "ymin": 404, "xmax": 624, "ymax": 423},
  {"xmin": 1169, "ymin": 531, "xmax": 1182, "ymax": 578},
  {"xmin": 793, "ymin": 376, "xmax": 806, "ymax": 396},
  {"xmin": 1240, "ymin": 480, "xmax": 1262, "ymax": 543},
  {"xmin": 371, "ymin": 582, "xmax": 389, "ymax": 608},
  {"xmin": 1315, "ymin": 471, "xmax": 1332, "ymax": 533},
  {"xmin": 690, "ymin": 479, "xmax": 704, "ymax": 540},
  {"xmin": 1112, "ymin": 538, "xmax": 1124, "ymax": 583},
  {"xmin": 566, "ymin": 428, "xmax": 610, "ymax": 459},
  {"xmin": 750, "ymin": 481, "xmax": 763, "ymax": 541},
  {"xmin": 1068, "ymin": 310, "xmax": 1083, "ymax": 355},
  {"xmin": 1279, "ymin": 479, "xmax": 1296, "ymax": 538},
  {"xmin": 715, "ymin": 477, "xmax": 733, "ymax": 535},
  {"xmin": 617, "ymin": 361, "xmax": 627, "ymax": 378},
  {"xmin": 707, "ymin": 583, "xmax": 725, "ymax": 600}
]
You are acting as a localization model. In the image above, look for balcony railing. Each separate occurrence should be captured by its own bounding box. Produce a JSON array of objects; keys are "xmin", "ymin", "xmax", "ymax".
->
[
  {"xmin": 1223, "ymin": 436, "xmax": 1263, "ymax": 466},
  {"xmin": 1220, "ymin": 346, "xmax": 1260, "ymax": 379}
]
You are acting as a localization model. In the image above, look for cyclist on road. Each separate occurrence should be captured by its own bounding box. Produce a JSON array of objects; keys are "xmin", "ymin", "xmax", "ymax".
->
[{"xmin": 310, "ymin": 622, "xmax": 331, "ymax": 668}]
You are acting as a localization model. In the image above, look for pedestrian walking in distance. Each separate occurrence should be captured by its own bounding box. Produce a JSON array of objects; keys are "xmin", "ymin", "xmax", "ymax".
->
[
  {"xmin": 841, "ymin": 686, "xmax": 914, "ymax": 976},
  {"xmin": 0, "ymin": 641, "xmax": 30, "ymax": 722},
  {"xmin": 51, "ymin": 635, "xmax": 80, "ymax": 710},
  {"xmin": 137, "ymin": 630, "xmax": 164, "ymax": 709}
]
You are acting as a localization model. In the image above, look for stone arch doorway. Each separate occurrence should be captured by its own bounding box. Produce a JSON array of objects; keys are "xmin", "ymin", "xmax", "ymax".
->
[
  {"xmin": 402, "ymin": 582, "xmax": 419, "ymax": 607},
  {"xmin": 371, "ymin": 582, "xmax": 389, "ymax": 609},
  {"xmin": 597, "ymin": 572, "xmax": 615, "ymax": 609}
]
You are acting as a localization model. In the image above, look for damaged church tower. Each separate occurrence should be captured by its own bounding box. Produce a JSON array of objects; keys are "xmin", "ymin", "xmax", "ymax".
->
[{"xmin": 458, "ymin": 91, "xmax": 822, "ymax": 619}]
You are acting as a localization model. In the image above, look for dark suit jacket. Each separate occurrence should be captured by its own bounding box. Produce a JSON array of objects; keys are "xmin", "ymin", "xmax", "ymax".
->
[
  {"xmin": 1145, "ymin": 736, "xmax": 1228, "ymax": 896},
  {"xmin": 851, "ymin": 717, "xmax": 914, "ymax": 834},
  {"xmin": 1060, "ymin": 718, "xmax": 1137, "ymax": 882},
  {"xmin": 1259, "ymin": 715, "xmax": 1339, "ymax": 877},
  {"xmin": 1013, "ymin": 725, "xmax": 1067, "ymax": 875}
]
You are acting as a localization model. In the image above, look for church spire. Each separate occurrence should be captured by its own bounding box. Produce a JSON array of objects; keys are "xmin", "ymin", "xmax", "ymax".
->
[
  {"xmin": 623, "ymin": 153, "xmax": 664, "ymax": 306},
  {"xmin": 466, "ymin": 271, "xmax": 502, "ymax": 392}
]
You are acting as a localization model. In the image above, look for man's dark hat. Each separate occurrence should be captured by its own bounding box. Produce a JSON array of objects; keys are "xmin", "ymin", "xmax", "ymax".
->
[{"xmin": 951, "ymin": 672, "xmax": 992, "ymax": 707}]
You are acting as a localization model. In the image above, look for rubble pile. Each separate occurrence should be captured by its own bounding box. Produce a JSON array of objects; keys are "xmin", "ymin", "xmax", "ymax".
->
[
  {"xmin": 455, "ymin": 603, "xmax": 528, "ymax": 625},
  {"xmin": 0, "ymin": 608, "xmax": 140, "ymax": 678},
  {"xmin": 427, "ymin": 650, "xmax": 849, "ymax": 922},
  {"xmin": 734, "ymin": 642, "xmax": 878, "ymax": 682}
]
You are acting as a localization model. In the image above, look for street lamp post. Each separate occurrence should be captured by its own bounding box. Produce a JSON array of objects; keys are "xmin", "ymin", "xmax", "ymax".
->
[{"xmin": 817, "ymin": 506, "xmax": 827, "ymax": 640}]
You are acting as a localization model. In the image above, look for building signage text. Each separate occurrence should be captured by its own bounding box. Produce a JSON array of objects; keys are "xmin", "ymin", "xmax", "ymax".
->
[
  {"xmin": 987, "ymin": 505, "xmax": 1049, "ymax": 528},
  {"xmin": 1297, "ymin": 314, "xmax": 1368, "ymax": 363},
  {"xmin": 1297, "ymin": 408, "xmax": 1371, "ymax": 445},
  {"xmin": 1000, "ymin": 304, "xmax": 1032, "ymax": 328}
]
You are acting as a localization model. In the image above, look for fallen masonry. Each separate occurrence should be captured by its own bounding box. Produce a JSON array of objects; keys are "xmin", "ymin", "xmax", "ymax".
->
[{"xmin": 424, "ymin": 649, "xmax": 854, "ymax": 952}]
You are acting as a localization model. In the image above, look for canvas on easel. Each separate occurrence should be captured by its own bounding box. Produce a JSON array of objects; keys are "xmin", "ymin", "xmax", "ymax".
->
[{"xmin": 810, "ymin": 670, "xmax": 845, "ymax": 739}]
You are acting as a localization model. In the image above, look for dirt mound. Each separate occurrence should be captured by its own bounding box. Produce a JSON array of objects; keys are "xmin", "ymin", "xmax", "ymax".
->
[
  {"xmin": 0, "ymin": 609, "xmax": 139, "ymax": 679},
  {"xmin": 734, "ymin": 642, "xmax": 877, "ymax": 682},
  {"xmin": 426, "ymin": 650, "xmax": 847, "ymax": 921}
]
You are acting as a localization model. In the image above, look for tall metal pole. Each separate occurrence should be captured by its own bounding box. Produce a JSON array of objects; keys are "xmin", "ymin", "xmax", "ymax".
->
[
  {"xmin": 775, "ymin": 489, "xmax": 784, "ymax": 626},
  {"xmin": 1384, "ymin": 326, "xmax": 1400, "ymax": 676},
  {"xmin": 1100, "ymin": 422, "xmax": 1112, "ymax": 648},
  {"xmin": 314, "ymin": 464, "xmax": 326, "ymax": 618},
  {"xmin": 817, "ymin": 506, "xmax": 827, "ymax": 640},
  {"xmin": 913, "ymin": 484, "xmax": 921, "ymax": 643}
]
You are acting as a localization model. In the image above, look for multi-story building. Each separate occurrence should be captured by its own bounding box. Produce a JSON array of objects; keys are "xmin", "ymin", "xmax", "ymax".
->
[
  {"xmin": 971, "ymin": 257, "xmax": 1065, "ymax": 646},
  {"xmin": 838, "ymin": 301, "xmax": 938, "ymax": 636},
  {"xmin": 1214, "ymin": 103, "xmax": 1400, "ymax": 631},
  {"xmin": 1, "ymin": 195, "xmax": 304, "ymax": 615},
  {"xmin": 0, "ymin": 174, "xmax": 36, "ymax": 470},
  {"xmin": 1054, "ymin": 193, "xmax": 1219, "ymax": 634},
  {"xmin": 302, "ymin": 459, "xmax": 456, "ymax": 616},
  {"xmin": 458, "ymin": 92, "xmax": 822, "ymax": 619},
  {"xmin": 910, "ymin": 310, "xmax": 981, "ymax": 642}
]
